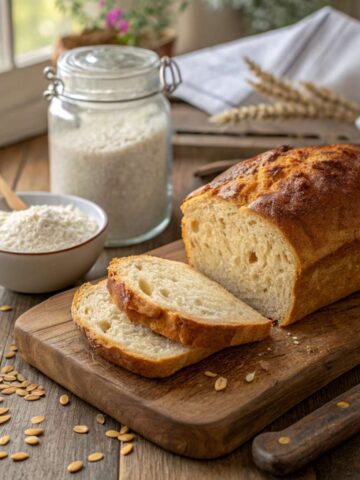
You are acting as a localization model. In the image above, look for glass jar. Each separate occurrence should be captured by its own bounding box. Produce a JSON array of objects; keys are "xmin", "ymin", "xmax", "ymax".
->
[{"xmin": 44, "ymin": 46, "xmax": 181, "ymax": 246}]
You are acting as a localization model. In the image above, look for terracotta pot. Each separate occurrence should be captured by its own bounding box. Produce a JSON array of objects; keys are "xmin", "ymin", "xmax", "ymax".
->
[{"xmin": 52, "ymin": 28, "xmax": 177, "ymax": 65}]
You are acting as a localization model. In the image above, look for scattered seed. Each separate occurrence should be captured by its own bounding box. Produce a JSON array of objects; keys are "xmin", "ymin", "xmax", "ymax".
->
[
  {"xmin": 19, "ymin": 380, "xmax": 30, "ymax": 388},
  {"xmin": 245, "ymin": 372, "xmax": 256, "ymax": 383},
  {"xmin": 2, "ymin": 388, "xmax": 15, "ymax": 395},
  {"xmin": 96, "ymin": 413, "xmax": 106, "ymax": 425},
  {"xmin": 67, "ymin": 461, "xmax": 83, "ymax": 473},
  {"xmin": 337, "ymin": 401, "xmax": 350, "ymax": 409},
  {"xmin": 26, "ymin": 384, "xmax": 38, "ymax": 392},
  {"xmin": 121, "ymin": 443, "xmax": 133, "ymax": 456},
  {"xmin": 24, "ymin": 428, "xmax": 44, "ymax": 436},
  {"xmin": 59, "ymin": 394, "xmax": 70, "ymax": 406},
  {"xmin": 3, "ymin": 375, "xmax": 16, "ymax": 382},
  {"xmin": 105, "ymin": 430, "xmax": 120, "ymax": 438},
  {"xmin": 5, "ymin": 352, "xmax": 15, "ymax": 359},
  {"xmin": 1, "ymin": 365, "xmax": 13, "ymax": 373},
  {"xmin": 17, "ymin": 374, "xmax": 25, "ymax": 382},
  {"xmin": 73, "ymin": 425, "xmax": 89, "ymax": 434},
  {"xmin": 0, "ymin": 436, "xmax": 10, "ymax": 446},
  {"xmin": 24, "ymin": 394, "xmax": 40, "ymax": 401},
  {"xmin": 204, "ymin": 371, "xmax": 217, "ymax": 377},
  {"xmin": 11, "ymin": 452, "xmax": 29, "ymax": 462},
  {"xmin": 118, "ymin": 433, "xmax": 135, "ymax": 442},
  {"xmin": 88, "ymin": 452, "xmax": 104, "ymax": 462},
  {"xmin": 214, "ymin": 376, "xmax": 228, "ymax": 391},
  {"xmin": 31, "ymin": 390, "xmax": 45, "ymax": 397},
  {"xmin": 31, "ymin": 416, "xmax": 45, "ymax": 425},
  {"xmin": 0, "ymin": 451, "xmax": 8, "ymax": 459},
  {"xmin": 9, "ymin": 345, "xmax": 17, "ymax": 352},
  {"xmin": 119, "ymin": 425, "xmax": 129, "ymax": 435},
  {"xmin": 16, "ymin": 389, "xmax": 27, "ymax": 397},
  {"xmin": 0, "ymin": 408, "xmax": 9, "ymax": 415},
  {"xmin": 25, "ymin": 436, "xmax": 39, "ymax": 446},
  {"xmin": 278, "ymin": 436, "xmax": 291, "ymax": 445},
  {"xmin": 293, "ymin": 340, "xmax": 300, "ymax": 345},
  {"xmin": 0, "ymin": 305, "xmax": 12, "ymax": 312}
]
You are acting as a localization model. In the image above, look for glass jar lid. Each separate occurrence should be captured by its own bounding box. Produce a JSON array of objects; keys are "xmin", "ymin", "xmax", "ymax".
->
[{"xmin": 56, "ymin": 45, "xmax": 162, "ymax": 102}]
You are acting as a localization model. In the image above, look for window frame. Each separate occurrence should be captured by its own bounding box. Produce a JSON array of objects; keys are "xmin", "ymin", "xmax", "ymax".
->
[{"xmin": 0, "ymin": 0, "xmax": 51, "ymax": 147}]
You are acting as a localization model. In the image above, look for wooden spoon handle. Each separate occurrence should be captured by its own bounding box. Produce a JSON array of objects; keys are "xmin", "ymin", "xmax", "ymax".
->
[
  {"xmin": 252, "ymin": 383, "xmax": 360, "ymax": 476},
  {"xmin": 0, "ymin": 175, "xmax": 27, "ymax": 210}
]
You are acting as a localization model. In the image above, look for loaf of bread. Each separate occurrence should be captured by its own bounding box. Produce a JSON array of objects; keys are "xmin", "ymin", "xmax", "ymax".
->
[
  {"xmin": 107, "ymin": 255, "xmax": 271, "ymax": 348},
  {"xmin": 181, "ymin": 144, "xmax": 360, "ymax": 326},
  {"xmin": 72, "ymin": 280, "xmax": 216, "ymax": 377}
]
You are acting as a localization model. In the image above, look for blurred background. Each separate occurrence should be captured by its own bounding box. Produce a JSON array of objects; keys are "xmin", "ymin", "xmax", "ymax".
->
[{"xmin": 1, "ymin": 0, "xmax": 360, "ymax": 146}]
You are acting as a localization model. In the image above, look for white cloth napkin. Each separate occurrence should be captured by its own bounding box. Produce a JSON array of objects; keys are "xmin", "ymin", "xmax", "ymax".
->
[{"xmin": 174, "ymin": 7, "xmax": 360, "ymax": 115}]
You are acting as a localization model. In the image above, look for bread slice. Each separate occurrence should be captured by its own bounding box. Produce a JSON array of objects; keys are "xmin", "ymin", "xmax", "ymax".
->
[
  {"xmin": 107, "ymin": 255, "xmax": 271, "ymax": 348},
  {"xmin": 72, "ymin": 281, "xmax": 215, "ymax": 378}
]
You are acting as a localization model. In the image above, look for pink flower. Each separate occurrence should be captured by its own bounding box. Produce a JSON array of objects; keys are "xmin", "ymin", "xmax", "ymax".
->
[
  {"xmin": 118, "ymin": 19, "xmax": 129, "ymax": 34},
  {"xmin": 106, "ymin": 8, "xmax": 123, "ymax": 28}
]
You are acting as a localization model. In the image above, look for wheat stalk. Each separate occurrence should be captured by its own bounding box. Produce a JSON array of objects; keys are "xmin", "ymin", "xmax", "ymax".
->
[
  {"xmin": 301, "ymin": 81, "xmax": 360, "ymax": 115},
  {"xmin": 210, "ymin": 102, "xmax": 356, "ymax": 125}
]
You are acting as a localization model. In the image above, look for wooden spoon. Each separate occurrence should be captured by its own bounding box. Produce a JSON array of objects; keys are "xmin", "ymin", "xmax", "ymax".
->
[{"xmin": 0, "ymin": 174, "xmax": 27, "ymax": 210}]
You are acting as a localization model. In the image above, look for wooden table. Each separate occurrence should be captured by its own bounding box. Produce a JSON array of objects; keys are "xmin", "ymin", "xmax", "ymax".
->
[{"xmin": 0, "ymin": 105, "xmax": 359, "ymax": 479}]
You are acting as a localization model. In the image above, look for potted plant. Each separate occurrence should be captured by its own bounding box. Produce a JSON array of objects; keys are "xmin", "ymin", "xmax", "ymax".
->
[{"xmin": 53, "ymin": 0, "xmax": 189, "ymax": 63}]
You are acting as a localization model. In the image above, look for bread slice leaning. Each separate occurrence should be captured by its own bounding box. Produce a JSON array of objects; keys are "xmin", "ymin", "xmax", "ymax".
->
[
  {"xmin": 107, "ymin": 255, "xmax": 271, "ymax": 348},
  {"xmin": 72, "ymin": 280, "xmax": 215, "ymax": 378}
]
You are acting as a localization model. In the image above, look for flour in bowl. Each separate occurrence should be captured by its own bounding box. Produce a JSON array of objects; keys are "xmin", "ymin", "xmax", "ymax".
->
[{"xmin": 0, "ymin": 204, "xmax": 98, "ymax": 253}]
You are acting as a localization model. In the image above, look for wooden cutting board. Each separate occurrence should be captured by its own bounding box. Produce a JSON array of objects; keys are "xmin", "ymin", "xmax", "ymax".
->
[{"xmin": 14, "ymin": 240, "xmax": 360, "ymax": 459}]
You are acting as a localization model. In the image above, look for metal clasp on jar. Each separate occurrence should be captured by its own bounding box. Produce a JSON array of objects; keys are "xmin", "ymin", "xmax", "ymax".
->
[
  {"xmin": 43, "ymin": 66, "xmax": 64, "ymax": 101},
  {"xmin": 160, "ymin": 57, "xmax": 182, "ymax": 94}
]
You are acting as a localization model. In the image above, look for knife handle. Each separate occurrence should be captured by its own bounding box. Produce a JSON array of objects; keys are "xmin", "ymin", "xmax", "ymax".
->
[{"xmin": 252, "ymin": 383, "xmax": 360, "ymax": 476}]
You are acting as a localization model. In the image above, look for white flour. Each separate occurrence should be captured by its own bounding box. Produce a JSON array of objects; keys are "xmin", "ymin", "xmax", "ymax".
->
[
  {"xmin": 0, "ymin": 204, "xmax": 98, "ymax": 253},
  {"xmin": 49, "ymin": 103, "xmax": 170, "ymax": 244}
]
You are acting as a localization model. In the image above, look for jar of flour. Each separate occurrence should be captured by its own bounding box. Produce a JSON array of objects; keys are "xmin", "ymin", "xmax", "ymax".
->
[{"xmin": 44, "ymin": 46, "xmax": 181, "ymax": 246}]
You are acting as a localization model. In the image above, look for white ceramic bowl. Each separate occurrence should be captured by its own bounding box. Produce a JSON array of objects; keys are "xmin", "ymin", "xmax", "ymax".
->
[{"xmin": 0, "ymin": 192, "xmax": 108, "ymax": 293}]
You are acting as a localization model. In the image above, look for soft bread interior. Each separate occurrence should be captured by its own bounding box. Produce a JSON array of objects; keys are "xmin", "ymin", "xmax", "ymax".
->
[
  {"xmin": 110, "ymin": 255, "xmax": 269, "ymax": 326},
  {"xmin": 74, "ymin": 281, "xmax": 192, "ymax": 359},
  {"xmin": 182, "ymin": 198, "xmax": 296, "ymax": 322}
]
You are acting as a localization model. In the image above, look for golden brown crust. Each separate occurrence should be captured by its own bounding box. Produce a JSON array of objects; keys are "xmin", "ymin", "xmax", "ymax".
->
[
  {"xmin": 71, "ymin": 282, "xmax": 214, "ymax": 378},
  {"xmin": 107, "ymin": 264, "xmax": 271, "ymax": 349},
  {"xmin": 182, "ymin": 144, "xmax": 360, "ymax": 269},
  {"xmin": 181, "ymin": 143, "xmax": 360, "ymax": 325}
]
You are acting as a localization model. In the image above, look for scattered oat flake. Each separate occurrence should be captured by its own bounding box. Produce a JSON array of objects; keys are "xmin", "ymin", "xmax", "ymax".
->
[
  {"xmin": 119, "ymin": 425, "xmax": 129, "ymax": 435},
  {"xmin": 204, "ymin": 371, "xmax": 217, "ymax": 378},
  {"xmin": 24, "ymin": 428, "xmax": 44, "ymax": 436},
  {"xmin": 105, "ymin": 430, "xmax": 120, "ymax": 438},
  {"xmin": 9, "ymin": 345, "xmax": 17, "ymax": 351},
  {"xmin": 73, "ymin": 425, "xmax": 89, "ymax": 434},
  {"xmin": 0, "ymin": 435, "xmax": 10, "ymax": 446},
  {"xmin": 31, "ymin": 415, "xmax": 45, "ymax": 425},
  {"xmin": 214, "ymin": 377, "xmax": 228, "ymax": 392},
  {"xmin": 245, "ymin": 372, "xmax": 256, "ymax": 383},
  {"xmin": 25, "ymin": 436, "xmax": 39, "ymax": 446},
  {"xmin": 1, "ymin": 365, "xmax": 13, "ymax": 373},
  {"xmin": 10, "ymin": 452, "xmax": 29, "ymax": 461},
  {"xmin": 337, "ymin": 401, "xmax": 350, "ymax": 409},
  {"xmin": 0, "ymin": 408, "xmax": 9, "ymax": 415},
  {"xmin": 118, "ymin": 433, "xmax": 135, "ymax": 442},
  {"xmin": 24, "ymin": 394, "xmax": 40, "ymax": 401},
  {"xmin": 5, "ymin": 352, "xmax": 15, "ymax": 359},
  {"xmin": 88, "ymin": 452, "xmax": 104, "ymax": 462},
  {"xmin": 96, "ymin": 413, "xmax": 106, "ymax": 425},
  {"xmin": 121, "ymin": 443, "xmax": 134, "ymax": 456},
  {"xmin": 67, "ymin": 460, "xmax": 83, "ymax": 473},
  {"xmin": 59, "ymin": 394, "xmax": 70, "ymax": 406},
  {"xmin": 0, "ymin": 451, "xmax": 8, "ymax": 459},
  {"xmin": 278, "ymin": 436, "xmax": 291, "ymax": 445},
  {"xmin": 0, "ymin": 305, "xmax": 12, "ymax": 312}
]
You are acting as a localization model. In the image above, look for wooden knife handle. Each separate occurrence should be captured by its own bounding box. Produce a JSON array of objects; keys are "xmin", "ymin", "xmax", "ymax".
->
[{"xmin": 252, "ymin": 383, "xmax": 360, "ymax": 476}]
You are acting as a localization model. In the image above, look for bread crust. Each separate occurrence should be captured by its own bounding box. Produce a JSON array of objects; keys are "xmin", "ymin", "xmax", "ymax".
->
[
  {"xmin": 71, "ymin": 282, "xmax": 214, "ymax": 378},
  {"xmin": 107, "ymin": 258, "xmax": 271, "ymax": 349},
  {"xmin": 181, "ymin": 144, "xmax": 360, "ymax": 325}
]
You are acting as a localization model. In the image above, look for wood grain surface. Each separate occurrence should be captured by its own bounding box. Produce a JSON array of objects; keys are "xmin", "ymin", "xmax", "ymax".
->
[
  {"xmin": 14, "ymin": 240, "xmax": 360, "ymax": 459},
  {"xmin": 0, "ymin": 124, "xmax": 360, "ymax": 479}
]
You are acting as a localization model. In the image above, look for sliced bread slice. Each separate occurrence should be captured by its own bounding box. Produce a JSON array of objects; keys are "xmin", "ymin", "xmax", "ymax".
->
[
  {"xmin": 107, "ymin": 255, "xmax": 271, "ymax": 348},
  {"xmin": 71, "ymin": 281, "xmax": 216, "ymax": 378}
]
